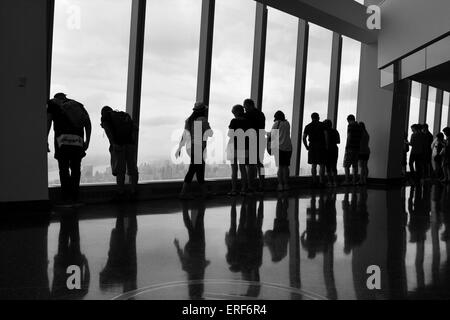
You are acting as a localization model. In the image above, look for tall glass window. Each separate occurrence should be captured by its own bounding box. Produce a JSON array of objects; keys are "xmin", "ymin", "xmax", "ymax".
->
[
  {"xmin": 49, "ymin": 0, "xmax": 132, "ymax": 186},
  {"xmin": 207, "ymin": 0, "xmax": 255, "ymax": 179},
  {"xmin": 406, "ymin": 81, "xmax": 422, "ymax": 171},
  {"xmin": 138, "ymin": 0, "xmax": 202, "ymax": 182},
  {"xmin": 300, "ymin": 24, "xmax": 333, "ymax": 176},
  {"xmin": 336, "ymin": 36, "xmax": 361, "ymax": 174},
  {"xmin": 441, "ymin": 92, "xmax": 450, "ymax": 130},
  {"xmin": 262, "ymin": 8, "xmax": 297, "ymax": 176},
  {"xmin": 426, "ymin": 87, "xmax": 437, "ymax": 134}
]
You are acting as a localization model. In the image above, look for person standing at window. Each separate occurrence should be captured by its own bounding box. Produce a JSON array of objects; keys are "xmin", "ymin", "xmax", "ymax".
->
[
  {"xmin": 431, "ymin": 132, "xmax": 445, "ymax": 181},
  {"xmin": 176, "ymin": 102, "xmax": 213, "ymax": 199},
  {"xmin": 303, "ymin": 113, "xmax": 326, "ymax": 186},
  {"xmin": 226, "ymin": 105, "xmax": 249, "ymax": 196},
  {"xmin": 442, "ymin": 127, "xmax": 450, "ymax": 184},
  {"xmin": 343, "ymin": 115, "xmax": 362, "ymax": 186},
  {"xmin": 268, "ymin": 111, "xmax": 292, "ymax": 191},
  {"xmin": 101, "ymin": 106, "xmax": 139, "ymax": 201},
  {"xmin": 358, "ymin": 122, "xmax": 370, "ymax": 186},
  {"xmin": 323, "ymin": 119, "xmax": 340, "ymax": 187},
  {"xmin": 47, "ymin": 93, "xmax": 91, "ymax": 205}
]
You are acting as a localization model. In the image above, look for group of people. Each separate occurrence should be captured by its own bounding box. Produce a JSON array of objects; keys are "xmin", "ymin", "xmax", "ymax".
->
[
  {"xmin": 47, "ymin": 92, "xmax": 371, "ymax": 204},
  {"xmin": 405, "ymin": 123, "xmax": 450, "ymax": 184}
]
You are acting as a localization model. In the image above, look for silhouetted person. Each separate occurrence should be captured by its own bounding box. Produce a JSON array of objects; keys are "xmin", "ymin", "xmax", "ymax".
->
[
  {"xmin": 442, "ymin": 127, "xmax": 450, "ymax": 183},
  {"xmin": 300, "ymin": 191, "xmax": 338, "ymax": 299},
  {"xmin": 358, "ymin": 122, "xmax": 370, "ymax": 185},
  {"xmin": 264, "ymin": 194, "xmax": 290, "ymax": 263},
  {"xmin": 243, "ymin": 99, "xmax": 266, "ymax": 193},
  {"xmin": 226, "ymin": 105, "xmax": 249, "ymax": 196},
  {"xmin": 51, "ymin": 209, "xmax": 90, "ymax": 299},
  {"xmin": 343, "ymin": 115, "xmax": 362, "ymax": 185},
  {"xmin": 175, "ymin": 102, "xmax": 213, "ymax": 199},
  {"xmin": 174, "ymin": 199, "xmax": 210, "ymax": 300},
  {"xmin": 303, "ymin": 113, "xmax": 326, "ymax": 185},
  {"xmin": 402, "ymin": 132, "xmax": 410, "ymax": 177},
  {"xmin": 101, "ymin": 106, "xmax": 139, "ymax": 201},
  {"xmin": 47, "ymin": 93, "xmax": 91, "ymax": 205},
  {"xmin": 268, "ymin": 111, "xmax": 292, "ymax": 191},
  {"xmin": 431, "ymin": 132, "xmax": 445, "ymax": 180},
  {"xmin": 323, "ymin": 119, "xmax": 340, "ymax": 187},
  {"xmin": 409, "ymin": 124, "xmax": 426, "ymax": 183},
  {"xmin": 99, "ymin": 203, "xmax": 138, "ymax": 294},
  {"xmin": 422, "ymin": 124, "xmax": 434, "ymax": 179}
]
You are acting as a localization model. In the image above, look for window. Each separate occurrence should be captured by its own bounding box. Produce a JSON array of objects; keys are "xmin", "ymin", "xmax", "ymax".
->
[
  {"xmin": 406, "ymin": 81, "xmax": 422, "ymax": 171},
  {"xmin": 262, "ymin": 8, "xmax": 297, "ymax": 176},
  {"xmin": 336, "ymin": 36, "xmax": 361, "ymax": 174},
  {"xmin": 137, "ymin": 0, "xmax": 202, "ymax": 182},
  {"xmin": 300, "ymin": 24, "xmax": 333, "ymax": 176},
  {"xmin": 426, "ymin": 87, "xmax": 437, "ymax": 134},
  {"xmin": 207, "ymin": 0, "xmax": 255, "ymax": 179},
  {"xmin": 441, "ymin": 92, "xmax": 450, "ymax": 129},
  {"xmin": 49, "ymin": 0, "xmax": 132, "ymax": 186}
]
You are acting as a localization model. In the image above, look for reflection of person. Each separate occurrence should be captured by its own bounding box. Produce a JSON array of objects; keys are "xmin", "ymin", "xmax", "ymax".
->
[
  {"xmin": 342, "ymin": 189, "xmax": 368, "ymax": 255},
  {"xmin": 226, "ymin": 196, "xmax": 264, "ymax": 298},
  {"xmin": 300, "ymin": 191, "xmax": 337, "ymax": 299},
  {"xmin": 264, "ymin": 194, "xmax": 290, "ymax": 262},
  {"xmin": 99, "ymin": 203, "xmax": 138, "ymax": 294},
  {"xmin": 174, "ymin": 200, "xmax": 210, "ymax": 300},
  {"xmin": 51, "ymin": 209, "xmax": 90, "ymax": 299}
]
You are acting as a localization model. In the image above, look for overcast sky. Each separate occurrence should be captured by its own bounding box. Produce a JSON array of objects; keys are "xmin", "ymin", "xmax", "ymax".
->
[{"xmin": 50, "ymin": 0, "xmax": 363, "ymax": 174}]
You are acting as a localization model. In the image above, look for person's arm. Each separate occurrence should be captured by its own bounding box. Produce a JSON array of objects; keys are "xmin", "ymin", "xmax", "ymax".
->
[
  {"xmin": 47, "ymin": 111, "xmax": 53, "ymax": 152},
  {"xmin": 302, "ymin": 131, "xmax": 309, "ymax": 150},
  {"xmin": 175, "ymin": 129, "xmax": 189, "ymax": 158},
  {"xmin": 101, "ymin": 120, "xmax": 115, "ymax": 145}
]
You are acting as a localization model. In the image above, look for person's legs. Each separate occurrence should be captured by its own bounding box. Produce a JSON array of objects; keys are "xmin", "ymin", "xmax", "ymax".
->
[
  {"xmin": 277, "ymin": 166, "xmax": 283, "ymax": 191},
  {"xmin": 282, "ymin": 166, "xmax": 290, "ymax": 189},
  {"xmin": 69, "ymin": 157, "xmax": 82, "ymax": 202},
  {"xmin": 247, "ymin": 165, "xmax": 257, "ymax": 192},
  {"xmin": 57, "ymin": 158, "xmax": 71, "ymax": 202},
  {"xmin": 231, "ymin": 163, "xmax": 238, "ymax": 193},
  {"xmin": 196, "ymin": 163, "xmax": 207, "ymax": 196},
  {"xmin": 239, "ymin": 164, "xmax": 248, "ymax": 192},
  {"xmin": 319, "ymin": 164, "xmax": 325, "ymax": 184},
  {"xmin": 311, "ymin": 164, "xmax": 318, "ymax": 184},
  {"xmin": 111, "ymin": 145, "xmax": 126, "ymax": 195},
  {"xmin": 352, "ymin": 162, "xmax": 359, "ymax": 185},
  {"xmin": 344, "ymin": 166, "xmax": 351, "ymax": 184},
  {"xmin": 181, "ymin": 164, "xmax": 196, "ymax": 196}
]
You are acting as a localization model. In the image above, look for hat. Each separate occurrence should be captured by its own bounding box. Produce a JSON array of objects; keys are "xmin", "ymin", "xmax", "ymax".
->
[
  {"xmin": 54, "ymin": 92, "xmax": 67, "ymax": 99},
  {"xmin": 193, "ymin": 102, "xmax": 208, "ymax": 111}
]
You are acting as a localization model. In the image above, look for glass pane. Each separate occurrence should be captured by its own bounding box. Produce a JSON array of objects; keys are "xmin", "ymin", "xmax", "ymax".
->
[
  {"xmin": 262, "ymin": 7, "xmax": 297, "ymax": 176},
  {"xmin": 207, "ymin": 0, "xmax": 255, "ymax": 179},
  {"xmin": 426, "ymin": 87, "xmax": 437, "ymax": 134},
  {"xmin": 138, "ymin": 0, "xmax": 202, "ymax": 182},
  {"xmin": 441, "ymin": 92, "xmax": 450, "ymax": 130},
  {"xmin": 300, "ymin": 24, "xmax": 333, "ymax": 176},
  {"xmin": 406, "ymin": 81, "xmax": 422, "ymax": 172},
  {"xmin": 336, "ymin": 36, "xmax": 361, "ymax": 175},
  {"xmin": 49, "ymin": 0, "xmax": 132, "ymax": 186}
]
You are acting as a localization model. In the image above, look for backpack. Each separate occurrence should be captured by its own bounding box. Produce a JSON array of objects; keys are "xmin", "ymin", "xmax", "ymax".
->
[
  {"xmin": 109, "ymin": 110, "xmax": 134, "ymax": 141},
  {"xmin": 60, "ymin": 99, "xmax": 88, "ymax": 131}
]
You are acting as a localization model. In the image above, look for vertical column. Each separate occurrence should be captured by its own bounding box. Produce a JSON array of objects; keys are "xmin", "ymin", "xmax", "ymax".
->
[
  {"xmin": 433, "ymin": 89, "xmax": 444, "ymax": 135},
  {"xmin": 250, "ymin": 2, "xmax": 268, "ymax": 110},
  {"xmin": 327, "ymin": 32, "xmax": 342, "ymax": 128},
  {"xmin": 448, "ymin": 93, "xmax": 450, "ymax": 127},
  {"xmin": 46, "ymin": 0, "xmax": 55, "ymax": 100},
  {"xmin": 126, "ymin": 0, "xmax": 146, "ymax": 146},
  {"xmin": 290, "ymin": 20, "xmax": 309, "ymax": 176},
  {"xmin": 196, "ymin": 0, "xmax": 215, "ymax": 107},
  {"xmin": 418, "ymin": 84, "xmax": 429, "ymax": 124}
]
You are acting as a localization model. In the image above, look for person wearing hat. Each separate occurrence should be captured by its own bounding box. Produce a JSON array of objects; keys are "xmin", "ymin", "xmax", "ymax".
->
[
  {"xmin": 47, "ymin": 93, "xmax": 91, "ymax": 205},
  {"xmin": 175, "ymin": 102, "xmax": 213, "ymax": 198}
]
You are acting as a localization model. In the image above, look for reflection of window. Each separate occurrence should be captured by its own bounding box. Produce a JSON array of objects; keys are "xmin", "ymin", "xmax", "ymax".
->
[
  {"xmin": 262, "ymin": 8, "xmax": 297, "ymax": 176},
  {"xmin": 336, "ymin": 37, "xmax": 361, "ymax": 174},
  {"xmin": 426, "ymin": 87, "xmax": 437, "ymax": 133},
  {"xmin": 441, "ymin": 92, "xmax": 450, "ymax": 130},
  {"xmin": 49, "ymin": 0, "xmax": 132, "ymax": 186},
  {"xmin": 138, "ymin": 0, "xmax": 201, "ymax": 182},
  {"xmin": 300, "ymin": 24, "xmax": 333, "ymax": 176},
  {"xmin": 207, "ymin": 0, "xmax": 255, "ymax": 179}
]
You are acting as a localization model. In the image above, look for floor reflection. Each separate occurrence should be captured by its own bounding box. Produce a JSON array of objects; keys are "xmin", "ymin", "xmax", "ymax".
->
[{"xmin": 1, "ymin": 185, "xmax": 450, "ymax": 299}]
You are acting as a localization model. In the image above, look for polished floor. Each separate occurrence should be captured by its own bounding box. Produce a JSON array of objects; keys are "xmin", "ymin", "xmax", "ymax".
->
[{"xmin": 1, "ymin": 184, "xmax": 450, "ymax": 300}]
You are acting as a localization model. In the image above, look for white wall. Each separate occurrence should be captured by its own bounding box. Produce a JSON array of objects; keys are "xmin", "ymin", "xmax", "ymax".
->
[
  {"xmin": 0, "ymin": 0, "xmax": 50, "ymax": 202},
  {"xmin": 378, "ymin": 0, "xmax": 450, "ymax": 68}
]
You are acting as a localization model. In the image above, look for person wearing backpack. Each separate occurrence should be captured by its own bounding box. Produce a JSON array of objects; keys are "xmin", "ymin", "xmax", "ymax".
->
[
  {"xmin": 101, "ymin": 106, "xmax": 139, "ymax": 200},
  {"xmin": 47, "ymin": 93, "xmax": 92, "ymax": 205}
]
